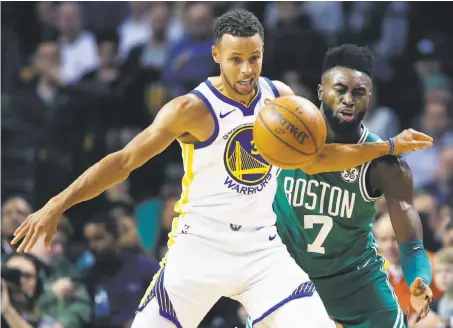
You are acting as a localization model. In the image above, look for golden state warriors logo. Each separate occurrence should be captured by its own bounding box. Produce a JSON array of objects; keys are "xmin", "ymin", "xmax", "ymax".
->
[{"xmin": 223, "ymin": 124, "xmax": 272, "ymax": 194}]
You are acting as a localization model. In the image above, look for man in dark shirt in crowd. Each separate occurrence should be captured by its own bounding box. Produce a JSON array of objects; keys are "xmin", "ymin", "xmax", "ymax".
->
[{"xmin": 81, "ymin": 213, "xmax": 159, "ymax": 328}]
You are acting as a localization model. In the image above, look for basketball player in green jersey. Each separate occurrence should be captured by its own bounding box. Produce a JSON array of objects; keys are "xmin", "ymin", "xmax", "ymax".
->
[{"xmin": 273, "ymin": 44, "xmax": 434, "ymax": 328}]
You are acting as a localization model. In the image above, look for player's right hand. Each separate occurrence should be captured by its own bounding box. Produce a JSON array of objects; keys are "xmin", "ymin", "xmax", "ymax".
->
[
  {"xmin": 392, "ymin": 129, "xmax": 433, "ymax": 155},
  {"xmin": 10, "ymin": 202, "xmax": 62, "ymax": 253}
]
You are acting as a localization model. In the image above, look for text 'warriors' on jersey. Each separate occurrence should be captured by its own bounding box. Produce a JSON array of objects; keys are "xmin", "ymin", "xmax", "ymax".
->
[{"xmin": 174, "ymin": 77, "xmax": 281, "ymax": 227}]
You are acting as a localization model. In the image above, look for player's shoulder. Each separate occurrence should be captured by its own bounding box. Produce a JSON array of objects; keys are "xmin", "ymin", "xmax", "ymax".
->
[
  {"xmin": 169, "ymin": 92, "xmax": 210, "ymax": 119},
  {"xmin": 369, "ymin": 155, "xmax": 413, "ymax": 190},
  {"xmin": 269, "ymin": 80, "xmax": 295, "ymax": 97}
]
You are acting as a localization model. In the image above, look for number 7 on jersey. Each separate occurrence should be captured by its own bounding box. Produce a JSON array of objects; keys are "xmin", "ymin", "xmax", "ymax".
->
[{"xmin": 304, "ymin": 215, "xmax": 333, "ymax": 254}]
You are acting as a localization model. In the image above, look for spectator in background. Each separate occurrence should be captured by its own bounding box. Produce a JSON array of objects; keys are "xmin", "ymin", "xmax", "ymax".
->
[
  {"xmin": 423, "ymin": 146, "xmax": 453, "ymax": 207},
  {"xmin": 116, "ymin": 214, "xmax": 143, "ymax": 255},
  {"xmin": 81, "ymin": 29, "xmax": 120, "ymax": 88},
  {"xmin": 424, "ymin": 72, "xmax": 452, "ymax": 105},
  {"xmin": 35, "ymin": 215, "xmax": 91, "ymax": 328},
  {"xmin": 81, "ymin": 213, "xmax": 159, "ymax": 328},
  {"xmin": 124, "ymin": 2, "xmax": 172, "ymax": 72},
  {"xmin": 122, "ymin": 2, "xmax": 173, "ymax": 118},
  {"xmin": 162, "ymin": 2, "xmax": 216, "ymax": 97},
  {"xmin": 373, "ymin": 213, "xmax": 443, "ymax": 322},
  {"xmin": 56, "ymin": 2, "xmax": 99, "ymax": 84},
  {"xmin": 10, "ymin": 40, "xmax": 84, "ymax": 208},
  {"xmin": 1, "ymin": 197, "xmax": 32, "ymax": 255},
  {"xmin": 363, "ymin": 84, "xmax": 400, "ymax": 140},
  {"xmin": 433, "ymin": 248, "xmax": 453, "ymax": 320},
  {"xmin": 404, "ymin": 100, "xmax": 453, "ymax": 189},
  {"xmin": 35, "ymin": 2, "xmax": 59, "ymax": 45},
  {"xmin": 2, "ymin": 253, "xmax": 57, "ymax": 328},
  {"xmin": 117, "ymin": 1, "xmax": 151, "ymax": 59},
  {"xmin": 262, "ymin": 2, "xmax": 325, "ymax": 86}
]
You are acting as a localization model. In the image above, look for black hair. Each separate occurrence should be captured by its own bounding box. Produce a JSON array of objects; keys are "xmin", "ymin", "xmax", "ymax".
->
[
  {"xmin": 4, "ymin": 253, "xmax": 49, "ymax": 301},
  {"xmin": 322, "ymin": 44, "xmax": 374, "ymax": 78},
  {"xmin": 214, "ymin": 9, "xmax": 264, "ymax": 44},
  {"xmin": 86, "ymin": 212, "xmax": 119, "ymax": 238},
  {"xmin": 95, "ymin": 29, "xmax": 119, "ymax": 47}
]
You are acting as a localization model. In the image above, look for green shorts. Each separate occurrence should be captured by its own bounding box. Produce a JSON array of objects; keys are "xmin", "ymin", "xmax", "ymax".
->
[{"xmin": 311, "ymin": 257, "xmax": 408, "ymax": 328}]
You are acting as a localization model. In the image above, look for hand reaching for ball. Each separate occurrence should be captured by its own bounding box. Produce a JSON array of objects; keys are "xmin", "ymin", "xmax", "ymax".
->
[{"xmin": 392, "ymin": 129, "xmax": 433, "ymax": 155}]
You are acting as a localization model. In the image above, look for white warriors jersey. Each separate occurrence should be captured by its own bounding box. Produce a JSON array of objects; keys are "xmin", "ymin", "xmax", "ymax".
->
[{"xmin": 174, "ymin": 77, "xmax": 282, "ymax": 227}]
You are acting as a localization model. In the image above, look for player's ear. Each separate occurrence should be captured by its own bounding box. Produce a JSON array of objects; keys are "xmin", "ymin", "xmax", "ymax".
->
[
  {"xmin": 212, "ymin": 45, "xmax": 220, "ymax": 64},
  {"xmin": 317, "ymin": 84, "xmax": 323, "ymax": 101}
]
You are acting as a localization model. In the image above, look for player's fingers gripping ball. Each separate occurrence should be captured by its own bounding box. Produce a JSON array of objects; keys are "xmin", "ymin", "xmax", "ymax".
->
[{"xmin": 253, "ymin": 96, "xmax": 327, "ymax": 168}]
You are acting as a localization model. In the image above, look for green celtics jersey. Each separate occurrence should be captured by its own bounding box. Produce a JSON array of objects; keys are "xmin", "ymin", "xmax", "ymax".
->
[{"xmin": 275, "ymin": 126, "xmax": 383, "ymax": 279}]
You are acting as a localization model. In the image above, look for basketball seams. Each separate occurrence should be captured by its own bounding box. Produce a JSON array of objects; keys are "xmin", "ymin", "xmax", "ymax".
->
[
  {"xmin": 255, "ymin": 115, "xmax": 306, "ymax": 168},
  {"xmin": 256, "ymin": 113, "xmax": 315, "ymax": 156},
  {"xmin": 271, "ymin": 102, "xmax": 322, "ymax": 153}
]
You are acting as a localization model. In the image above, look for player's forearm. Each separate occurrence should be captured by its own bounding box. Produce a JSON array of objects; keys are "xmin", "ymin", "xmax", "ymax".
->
[
  {"xmin": 50, "ymin": 152, "xmax": 130, "ymax": 213},
  {"xmin": 301, "ymin": 141, "xmax": 390, "ymax": 174}
]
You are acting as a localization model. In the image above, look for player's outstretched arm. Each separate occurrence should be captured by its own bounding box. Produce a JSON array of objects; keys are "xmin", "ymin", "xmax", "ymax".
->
[
  {"xmin": 370, "ymin": 156, "xmax": 433, "ymax": 321},
  {"xmin": 11, "ymin": 94, "xmax": 204, "ymax": 253},
  {"xmin": 272, "ymin": 80, "xmax": 433, "ymax": 174},
  {"xmin": 301, "ymin": 129, "xmax": 432, "ymax": 174}
]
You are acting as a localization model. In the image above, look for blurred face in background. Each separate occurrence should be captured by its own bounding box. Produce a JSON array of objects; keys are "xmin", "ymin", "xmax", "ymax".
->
[
  {"xmin": 84, "ymin": 222, "xmax": 118, "ymax": 263},
  {"xmin": 434, "ymin": 258, "xmax": 453, "ymax": 295},
  {"xmin": 422, "ymin": 101, "xmax": 449, "ymax": 137},
  {"xmin": 150, "ymin": 3, "xmax": 169, "ymax": 41},
  {"xmin": 1, "ymin": 198, "xmax": 32, "ymax": 238},
  {"xmin": 374, "ymin": 215, "xmax": 401, "ymax": 265},
  {"xmin": 36, "ymin": 1, "xmax": 57, "ymax": 26},
  {"xmin": 34, "ymin": 42, "xmax": 60, "ymax": 78},
  {"xmin": 57, "ymin": 3, "xmax": 81, "ymax": 40},
  {"xmin": 129, "ymin": 1, "xmax": 150, "ymax": 19},
  {"xmin": 99, "ymin": 41, "xmax": 117, "ymax": 69},
  {"xmin": 437, "ymin": 147, "xmax": 453, "ymax": 182},
  {"xmin": 6, "ymin": 256, "xmax": 38, "ymax": 306},
  {"xmin": 184, "ymin": 3, "xmax": 213, "ymax": 40},
  {"xmin": 116, "ymin": 215, "xmax": 141, "ymax": 249},
  {"xmin": 49, "ymin": 230, "xmax": 68, "ymax": 261}
]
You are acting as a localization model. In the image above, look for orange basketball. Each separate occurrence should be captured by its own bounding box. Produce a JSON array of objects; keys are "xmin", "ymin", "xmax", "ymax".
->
[{"xmin": 253, "ymin": 96, "xmax": 327, "ymax": 169}]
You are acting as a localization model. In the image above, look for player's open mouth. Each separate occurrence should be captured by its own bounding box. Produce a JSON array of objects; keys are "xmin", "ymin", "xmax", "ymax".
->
[
  {"xmin": 339, "ymin": 108, "xmax": 355, "ymax": 122},
  {"xmin": 238, "ymin": 79, "xmax": 254, "ymax": 87}
]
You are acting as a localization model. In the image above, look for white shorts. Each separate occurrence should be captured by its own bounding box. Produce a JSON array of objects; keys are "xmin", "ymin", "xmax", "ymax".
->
[{"xmin": 134, "ymin": 215, "xmax": 332, "ymax": 328}]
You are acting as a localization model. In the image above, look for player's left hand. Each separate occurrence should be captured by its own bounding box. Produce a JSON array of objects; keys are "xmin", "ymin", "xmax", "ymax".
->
[{"xmin": 410, "ymin": 277, "xmax": 433, "ymax": 322}]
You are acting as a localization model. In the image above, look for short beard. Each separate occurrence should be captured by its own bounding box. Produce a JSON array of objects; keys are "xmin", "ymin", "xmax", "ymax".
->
[
  {"xmin": 322, "ymin": 102, "xmax": 365, "ymax": 142},
  {"xmin": 220, "ymin": 68, "xmax": 256, "ymax": 96}
]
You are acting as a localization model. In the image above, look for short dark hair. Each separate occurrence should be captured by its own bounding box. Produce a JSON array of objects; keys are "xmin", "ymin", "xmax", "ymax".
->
[
  {"xmin": 86, "ymin": 212, "xmax": 119, "ymax": 238},
  {"xmin": 322, "ymin": 44, "xmax": 374, "ymax": 78},
  {"xmin": 214, "ymin": 9, "xmax": 264, "ymax": 44}
]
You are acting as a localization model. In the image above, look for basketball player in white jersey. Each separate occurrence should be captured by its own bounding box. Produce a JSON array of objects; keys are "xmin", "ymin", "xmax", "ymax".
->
[{"xmin": 12, "ymin": 10, "xmax": 432, "ymax": 328}]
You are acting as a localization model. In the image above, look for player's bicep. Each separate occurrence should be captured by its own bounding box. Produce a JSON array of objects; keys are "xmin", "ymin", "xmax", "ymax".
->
[
  {"xmin": 121, "ymin": 95, "xmax": 197, "ymax": 171},
  {"xmin": 273, "ymin": 80, "xmax": 295, "ymax": 97},
  {"xmin": 372, "ymin": 156, "xmax": 423, "ymax": 242}
]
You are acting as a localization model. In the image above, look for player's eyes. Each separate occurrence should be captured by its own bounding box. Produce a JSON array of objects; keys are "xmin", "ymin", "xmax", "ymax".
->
[
  {"xmin": 249, "ymin": 56, "xmax": 258, "ymax": 62},
  {"xmin": 231, "ymin": 57, "xmax": 241, "ymax": 63},
  {"xmin": 334, "ymin": 88, "xmax": 345, "ymax": 94}
]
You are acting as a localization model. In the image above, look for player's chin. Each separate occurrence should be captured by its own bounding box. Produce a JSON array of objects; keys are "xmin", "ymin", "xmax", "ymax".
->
[{"xmin": 234, "ymin": 84, "xmax": 255, "ymax": 95}]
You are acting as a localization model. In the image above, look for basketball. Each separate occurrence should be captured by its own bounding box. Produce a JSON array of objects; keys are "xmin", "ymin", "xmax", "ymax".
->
[{"xmin": 253, "ymin": 96, "xmax": 327, "ymax": 169}]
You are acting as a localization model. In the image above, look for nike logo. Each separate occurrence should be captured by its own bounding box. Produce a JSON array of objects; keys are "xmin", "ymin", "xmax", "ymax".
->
[
  {"xmin": 220, "ymin": 108, "xmax": 236, "ymax": 118},
  {"xmin": 269, "ymin": 234, "xmax": 277, "ymax": 241}
]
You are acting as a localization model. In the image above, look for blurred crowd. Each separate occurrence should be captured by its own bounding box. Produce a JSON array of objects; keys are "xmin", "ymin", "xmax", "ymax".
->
[{"xmin": 1, "ymin": 1, "xmax": 452, "ymax": 328}]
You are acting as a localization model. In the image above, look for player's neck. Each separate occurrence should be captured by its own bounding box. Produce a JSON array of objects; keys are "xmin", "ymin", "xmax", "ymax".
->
[
  {"xmin": 214, "ymin": 76, "xmax": 256, "ymax": 106},
  {"xmin": 326, "ymin": 123, "xmax": 363, "ymax": 144}
]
